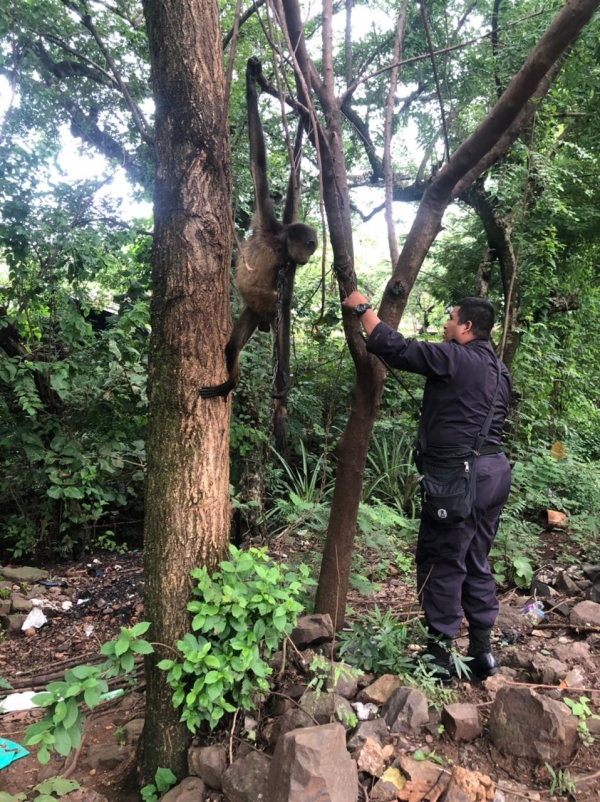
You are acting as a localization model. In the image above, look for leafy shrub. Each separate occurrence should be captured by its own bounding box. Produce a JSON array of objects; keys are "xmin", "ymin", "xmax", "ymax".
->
[
  {"xmin": 23, "ymin": 623, "xmax": 152, "ymax": 764},
  {"xmin": 337, "ymin": 605, "xmax": 424, "ymax": 675},
  {"xmin": 158, "ymin": 545, "xmax": 315, "ymax": 731}
]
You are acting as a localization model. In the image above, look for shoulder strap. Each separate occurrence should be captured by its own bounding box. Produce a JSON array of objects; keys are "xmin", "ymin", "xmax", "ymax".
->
[{"xmin": 473, "ymin": 358, "xmax": 503, "ymax": 455}]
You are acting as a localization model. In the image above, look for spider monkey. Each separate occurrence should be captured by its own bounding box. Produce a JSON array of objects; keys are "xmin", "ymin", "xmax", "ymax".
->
[{"xmin": 200, "ymin": 57, "xmax": 318, "ymax": 451}]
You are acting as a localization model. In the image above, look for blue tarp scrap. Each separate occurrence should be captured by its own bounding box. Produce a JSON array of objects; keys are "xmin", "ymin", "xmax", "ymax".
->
[{"xmin": 0, "ymin": 739, "xmax": 29, "ymax": 770}]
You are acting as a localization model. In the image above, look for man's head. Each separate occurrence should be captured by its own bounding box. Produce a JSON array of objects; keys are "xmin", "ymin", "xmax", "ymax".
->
[{"xmin": 443, "ymin": 297, "xmax": 495, "ymax": 344}]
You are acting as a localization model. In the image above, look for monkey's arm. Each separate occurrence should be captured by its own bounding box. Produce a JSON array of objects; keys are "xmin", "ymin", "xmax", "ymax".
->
[
  {"xmin": 246, "ymin": 58, "xmax": 278, "ymax": 231},
  {"xmin": 199, "ymin": 307, "xmax": 261, "ymax": 399}
]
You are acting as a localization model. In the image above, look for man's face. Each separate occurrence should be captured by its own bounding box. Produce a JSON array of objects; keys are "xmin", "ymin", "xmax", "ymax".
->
[{"xmin": 443, "ymin": 306, "xmax": 471, "ymax": 343}]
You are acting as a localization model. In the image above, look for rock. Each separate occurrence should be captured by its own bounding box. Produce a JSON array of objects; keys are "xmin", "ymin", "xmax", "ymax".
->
[
  {"xmin": 531, "ymin": 655, "xmax": 569, "ymax": 685},
  {"xmin": 358, "ymin": 674, "xmax": 404, "ymax": 705},
  {"xmin": 497, "ymin": 646, "xmax": 533, "ymax": 670},
  {"xmin": 161, "ymin": 777, "xmax": 206, "ymax": 802},
  {"xmin": 553, "ymin": 603, "xmax": 573, "ymax": 617},
  {"xmin": 347, "ymin": 718, "xmax": 389, "ymax": 751},
  {"xmin": 488, "ymin": 686, "xmax": 578, "ymax": 763},
  {"xmin": 267, "ymin": 723, "xmax": 358, "ymax": 802},
  {"xmin": 123, "ymin": 718, "xmax": 144, "ymax": 746},
  {"xmin": 321, "ymin": 660, "xmax": 359, "ymax": 699},
  {"xmin": 495, "ymin": 605, "xmax": 534, "ymax": 635},
  {"xmin": 370, "ymin": 768, "xmax": 406, "ymax": 801},
  {"xmin": 188, "ymin": 744, "xmax": 227, "ymax": 790},
  {"xmin": 1, "ymin": 613, "xmax": 27, "ymax": 632},
  {"xmin": 353, "ymin": 736, "xmax": 387, "ymax": 777},
  {"xmin": 222, "ymin": 749, "xmax": 270, "ymax": 802},
  {"xmin": 10, "ymin": 594, "xmax": 33, "ymax": 613},
  {"xmin": 441, "ymin": 703, "xmax": 482, "ymax": 741},
  {"xmin": 564, "ymin": 667, "xmax": 586, "ymax": 688},
  {"xmin": 65, "ymin": 791, "xmax": 110, "ymax": 802},
  {"xmin": 268, "ymin": 708, "xmax": 314, "ymax": 746},
  {"xmin": 555, "ymin": 571, "xmax": 580, "ymax": 596},
  {"xmin": 300, "ymin": 690, "xmax": 356, "ymax": 729},
  {"xmin": 397, "ymin": 755, "xmax": 446, "ymax": 786},
  {"xmin": 444, "ymin": 765, "xmax": 494, "ymax": 802},
  {"xmin": 0, "ymin": 566, "xmax": 49, "ymax": 583},
  {"xmin": 290, "ymin": 614, "xmax": 334, "ymax": 648},
  {"xmin": 570, "ymin": 601, "xmax": 600, "ymax": 627},
  {"xmin": 383, "ymin": 687, "xmax": 429, "ymax": 733},
  {"xmin": 530, "ymin": 580, "xmax": 558, "ymax": 598},
  {"xmin": 587, "ymin": 583, "xmax": 600, "ymax": 604},
  {"xmin": 0, "ymin": 599, "xmax": 10, "ymax": 616},
  {"xmin": 86, "ymin": 743, "xmax": 130, "ymax": 771},
  {"xmin": 581, "ymin": 564, "xmax": 600, "ymax": 582}
]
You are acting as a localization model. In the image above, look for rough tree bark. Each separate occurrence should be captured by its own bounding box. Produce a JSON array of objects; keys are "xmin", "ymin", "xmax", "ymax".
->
[
  {"xmin": 286, "ymin": 0, "xmax": 600, "ymax": 628},
  {"xmin": 139, "ymin": 0, "xmax": 231, "ymax": 783}
]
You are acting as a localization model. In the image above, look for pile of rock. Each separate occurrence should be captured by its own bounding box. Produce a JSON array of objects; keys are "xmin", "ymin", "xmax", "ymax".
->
[
  {"xmin": 0, "ymin": 566, "xmax": 52, "ymax": 632},
  {"xmin": 147, "ymin": 611, "xmax": 586, "ymax": 802}
]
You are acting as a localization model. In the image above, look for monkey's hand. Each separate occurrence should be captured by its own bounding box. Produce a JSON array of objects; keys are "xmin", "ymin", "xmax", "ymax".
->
[
  {"xmin": 199, "ymin": 380, "xmax": 235, "ymax": 400},
  {"xmin": 246, "ymin": 57, "xmax": 263, "ymax": 81}
]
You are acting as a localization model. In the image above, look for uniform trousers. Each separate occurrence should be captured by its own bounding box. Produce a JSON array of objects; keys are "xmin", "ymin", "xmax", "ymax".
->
[{"xmin": 415, "ymin": 452, "xmax": 512, "ymax": 639}]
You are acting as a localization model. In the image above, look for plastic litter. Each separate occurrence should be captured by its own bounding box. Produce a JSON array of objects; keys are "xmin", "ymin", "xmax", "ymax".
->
[
  {"xmin": 84, "ymin": 623, "xmax": 95, "ymax": 637},
  {"xmin": 351, "ymin": 701, "xmax": 379, "ymax": 721},
  {"xmin": 0, "ymin": 691, "xmax": 39, "ymax": 713},
  {"xmin": 61, "ymin": 601, "xmax": 73, "ymax": 611},
  {"xmin": 520, "ymin": 600, "xmax": 545, "ymax": 624},
  {"xmin": 77, "ymin": 598, "xmax": 90, "ymax": 606},
  {"xmin": 0, "ymin": 738, "xmax": 29, "ymax": 769},
  {"xmin": 100, "ymin": 689, "xmax": 124, "ymax": 702},
  {"xmin": 21, "ymin": 603, "xmax": 48, "ymax": 631}
]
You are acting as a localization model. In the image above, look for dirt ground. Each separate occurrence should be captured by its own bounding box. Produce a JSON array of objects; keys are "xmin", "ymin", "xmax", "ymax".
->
[{"xmin": 1, "ymin": 534, "xmax": 600, "ymax": 801}]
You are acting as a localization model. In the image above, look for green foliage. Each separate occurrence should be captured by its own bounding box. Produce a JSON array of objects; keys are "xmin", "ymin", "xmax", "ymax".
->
[
  {"xmin": 23, "ymin": 623, "xmax": 152, "ymax": 764},
  {"xmin": 158, "ymin": 545, "xmax": 314, "ymax": 732},
  {"xmin": 0, "ymin": 777, "xmax": 80, "ymax": 802},
  {"xmin": 563, "ymin": 695, "xmax": 600, "ymax": 747},
  {"xmin": 364, "ymin": 431, "xmax": 421, "ymax": 517},
  {"xmin": 544, "ymin": 763, "xmax": 576, "ymax": 798},
  {"xmin": 337, "ymin": 605, "xmax": 423, "ymax": 675},
  {"xmin": 140, "ymin": 768, "xmax": 177, "ymax": 802}
]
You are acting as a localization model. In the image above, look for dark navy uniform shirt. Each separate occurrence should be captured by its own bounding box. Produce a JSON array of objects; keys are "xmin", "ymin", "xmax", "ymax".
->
[{"xmin": 366, "ymin": 321, "xmax": 512, "ymax": 449}]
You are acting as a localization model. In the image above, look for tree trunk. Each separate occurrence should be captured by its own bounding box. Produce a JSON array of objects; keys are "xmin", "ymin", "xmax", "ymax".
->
[{"xmin": 140, "ymin": 0, "xmax": 231, "ymax": 783}]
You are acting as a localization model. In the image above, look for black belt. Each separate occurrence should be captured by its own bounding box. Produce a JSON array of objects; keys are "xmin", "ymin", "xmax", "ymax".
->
[{"xmin": 478, "ymin": 444, "xmax": 503, "ymax": 455}]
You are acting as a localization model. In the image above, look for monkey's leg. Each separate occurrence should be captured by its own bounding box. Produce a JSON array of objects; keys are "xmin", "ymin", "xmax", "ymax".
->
[
  {"xmin": 200, "ymin": 307, "xmax": 260, "ymax": 399},
  {"xmin": 272, "ymin": 266, "xmax": 296, "ymax": 452}
]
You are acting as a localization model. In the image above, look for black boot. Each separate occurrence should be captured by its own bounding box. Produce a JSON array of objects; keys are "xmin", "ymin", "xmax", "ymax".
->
[
  {"xmin": 421, "ymin": 629, "xmax": 454, "ymax": 684},
  {"xmin": 468, "ymin": 626, "xmax": 500, "ymax": 679}
]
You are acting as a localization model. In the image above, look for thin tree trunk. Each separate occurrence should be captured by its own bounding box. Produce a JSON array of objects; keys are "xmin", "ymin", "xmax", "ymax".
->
[
  {"xmin": 140, "ymin": 0, "xmax": 231, "ymax": 783},
  {"xmin": 286, "ymin": 0, "xmax": 600, "ymax": 629}
]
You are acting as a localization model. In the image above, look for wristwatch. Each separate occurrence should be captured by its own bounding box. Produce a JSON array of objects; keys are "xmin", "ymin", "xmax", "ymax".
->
[{"xmin": 355, "ymin": 303, "xmax": 372, "ymax": 317}]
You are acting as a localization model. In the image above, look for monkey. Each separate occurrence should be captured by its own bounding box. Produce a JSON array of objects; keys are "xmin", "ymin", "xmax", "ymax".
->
[{"xmin": 200, "ymin": 57, "xmax": 318, "ymax": 451}]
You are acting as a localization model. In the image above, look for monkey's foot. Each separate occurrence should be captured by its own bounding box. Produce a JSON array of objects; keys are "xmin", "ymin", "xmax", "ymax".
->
[{"xmin": 199, "ymin": 380, "xmax": 234, "ymax": 399}]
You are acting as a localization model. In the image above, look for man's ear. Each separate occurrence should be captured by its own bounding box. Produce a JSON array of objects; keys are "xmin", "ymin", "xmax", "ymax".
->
[{"xmin": 463, "ymin": 320, "xmax": 473, "ymax": 332}]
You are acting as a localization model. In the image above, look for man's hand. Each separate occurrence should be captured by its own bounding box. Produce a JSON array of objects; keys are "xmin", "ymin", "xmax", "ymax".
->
[{"xmin": 342, "ymin": 290, "xmax": 371, "ymax": 311}]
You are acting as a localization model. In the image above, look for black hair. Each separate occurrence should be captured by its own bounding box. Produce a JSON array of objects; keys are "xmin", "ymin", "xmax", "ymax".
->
[{"xmin": 456, "ymin": 297, "xmax": 495, "ymax": 340}]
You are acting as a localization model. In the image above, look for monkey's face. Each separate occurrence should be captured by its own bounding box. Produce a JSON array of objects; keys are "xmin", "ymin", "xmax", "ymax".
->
[{"xmin": 285, "ymin": 223, "xmax": 318, "ymax": 265}]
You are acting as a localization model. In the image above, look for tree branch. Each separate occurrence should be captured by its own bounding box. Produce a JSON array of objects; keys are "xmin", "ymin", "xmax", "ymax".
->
[
  {"xmin": 222, "ymin": 0, "xmax": 266, "ymax": 49},
  {"xmin": 419, "ymin": 1, "xmax": 450, "ymax": 162}
]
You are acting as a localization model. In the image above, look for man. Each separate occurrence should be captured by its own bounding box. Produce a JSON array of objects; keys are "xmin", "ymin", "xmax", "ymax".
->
[{"xmin": 342, "ymin": 291, "xmax": 512, "ymax": 680}]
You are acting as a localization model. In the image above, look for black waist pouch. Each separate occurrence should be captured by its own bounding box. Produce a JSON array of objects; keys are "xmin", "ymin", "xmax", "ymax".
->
[{"xmin": 414, "ymin": 446, "xmax": 476, "ymax": 526}]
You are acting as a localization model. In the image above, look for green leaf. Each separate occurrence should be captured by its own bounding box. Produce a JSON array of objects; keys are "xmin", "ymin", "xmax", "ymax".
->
[
  {"xmin": 130, "ymin": 639, "xmax": 154, "ymax": 655},
  {"xmin": 129, "ymin": 621, "xmax": 151, "ymax": 637},
  {"xmin": 157, "ymin": 659, "xmax": 175, "ymax": 670},
  {"xmin": 34, "ymin": 778, "xmax": 80, "ymax": 797},
  {"xmin": 53, "ymin": 725, "xmax": 72, "ymax": 756},
  {"xmin": 155, "ymin": 767, "xmax": 177, "ymax": 794},
  {"xmin": 84, "ymin": 686, "xmax": 102, "ymax": 709},
  {"xmin": 37, "ymin": 745, "xmax": 50, "ymax": 765},
  {"xmin": 114, "ymin": 638, "xmax": 130, "ymax": 656}
]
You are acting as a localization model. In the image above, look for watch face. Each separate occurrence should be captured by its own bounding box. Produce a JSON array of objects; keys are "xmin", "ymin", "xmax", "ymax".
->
[{"xmin": 356, "ymin": 303, "xmax": 371, "ymax": 315}]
